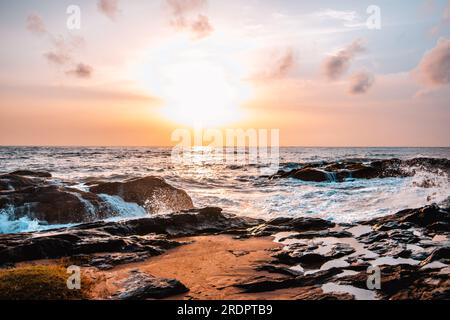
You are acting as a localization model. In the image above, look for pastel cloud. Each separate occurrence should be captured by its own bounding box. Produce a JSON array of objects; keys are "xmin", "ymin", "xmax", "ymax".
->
[
  {"xmin": 166, "ymin": 0, "xmax": 213, "ymax": 39},
  {"xmin": 190, "ymin": 14, "xmax": 214, "ymax": 39},
  {"xmin": 252, "ymin": 48, "xmax": 297, "ymax": 81},
  {"xmin": 26, "ymin": 14, "xmax": 93, "ymax": 80},
  {"xmin": 97, "ymin": 0, "xmax": 120, "ymax": 20},
  {"xmin": 322, "ymin": 38, "xmax": 366, "ymax": 80},
  {"xmin": 26, "ymin": 14, "xmax": 46, "ymax": 36},
  {"xmin": 66, "ymin": 63, "xmax": 94, "ymax": 79},
  {"xmin": 414, "ymin": 37, "xmax": 450, "ymax": 88},
  {"xmin": 43, "ymin": 52, "xmax": 71, "ymax": 65},
  {"xmin": 348, "ymin": 71, "xmax": 375, "ymax": 94}
]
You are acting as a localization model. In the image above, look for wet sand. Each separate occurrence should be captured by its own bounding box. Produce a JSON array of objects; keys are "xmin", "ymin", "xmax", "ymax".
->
[{"xmin": 84, "ymin": 234, "xmax": 337, "ymax": 300}]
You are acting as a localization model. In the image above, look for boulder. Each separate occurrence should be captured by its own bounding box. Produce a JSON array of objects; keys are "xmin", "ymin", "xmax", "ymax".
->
[
  {"xmin": 290, "ymin": 168, "xmax": 331, "ymax": 182},
  {"xmin": 114, "ymin": 271, "xmax": 189, "ymax": 300},
  {"xmin": 90, "ymin": 176, "xmax": 194, "ymax": 213},
  {"xmin": 0, "ymin": 174, "xmax": 38, "ymax": 192},
  {"xmin": 0, "ymin": 185, "xmax": 110, "ymax": 224}
]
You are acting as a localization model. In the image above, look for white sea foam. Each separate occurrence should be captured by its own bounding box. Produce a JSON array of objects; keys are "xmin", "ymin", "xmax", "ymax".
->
[
  {"xmin": 98, "ymin": 194, "xmax": 147, "ymax": 219},
  {"xmin": 1, "ymin": 147, "xmax": 449, "ymax": 233}
]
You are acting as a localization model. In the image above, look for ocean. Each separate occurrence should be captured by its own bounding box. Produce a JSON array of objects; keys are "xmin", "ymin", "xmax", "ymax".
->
[{"xmin": 1, "ymin": 146, "xmax": 449, "ymax": 234}]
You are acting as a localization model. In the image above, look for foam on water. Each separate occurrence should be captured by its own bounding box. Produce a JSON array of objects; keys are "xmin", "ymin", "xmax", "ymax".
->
[
  {"xmin": 98, "ymin": 194, "xmax": 147, "ymax": 219},
  {"xmin": 0, "ymin": 206, "xmax": 75, "ymax": 234},
  {"xmin": 0, "ymin": 147, "xmax": 449, "ymax": 233}
]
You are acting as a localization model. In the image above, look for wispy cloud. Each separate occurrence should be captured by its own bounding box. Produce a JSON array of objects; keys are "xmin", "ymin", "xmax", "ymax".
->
[
  {"xmin": 314, "ymin": 9, "xmax": 364, "ymax": 28},
  {"xmin": 190, "ymin": 14, "xmax": 214, "ymax": 39},
  {"xmin": 322, "ymin": 38, "xmax": 366, "ymax": 80},
  {"xmin": 26, "ymin": 14, "xmax": 93, "ymax": 79},
  {"xmin": 43, "ymin": 51, "xmax": 71, "ymax": 66},
  {"xmin": 26, "ymin": 13, "xmax": 46, "ymax": 36},
  {"xmin": 166, "ymin": 0, "xmax": 213, "ymax": 39},
  {"xmin": 97, "ymin": 0, "xmax": 120, "ymax": 20},
  {"xmin": 429, "ymin": 1, "xmax": 450, "ymax": 36},
  {"xmin": 413, "ymin": 37, "xmax": 450, "ymax": 91},
  {"xmin": 66, "ymin": 63, "xmax": 94, "ymax": 79},
  {"xmin": 349, "ymin": 71, "xmax": 375, "ymax": 94},
  {"xmin": 251, "ymin": 48, "xmax": 297, "ymax": 82}
]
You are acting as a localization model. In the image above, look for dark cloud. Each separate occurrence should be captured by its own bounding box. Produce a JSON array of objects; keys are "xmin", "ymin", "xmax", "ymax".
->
[
  {"xmin": 349, "ymin": 71, "xmax": 375, "ymax": 94},
  {"xmin": 166, "ymin": 0, "xmax": 213, "ymax": 39},
  {"xmin": 322, "ymin": 38, "xmax": 366, "ymax": 80},
  {"xmin": 190, "ymin": 14, "xmax": 213, "ymax": 39},
  {"xmin": 97, "ymin": 0, "xmax": 120, "ymax": 20},
  {"xmin": 26, "ymin": 14, "xmax": 46, "ymax": 36},
  {"xmin": 66, "ymin": 63, "xmax": 94, "ymax": 79},
  {"xmin": 414, "ymin": 37, "xmax": 450, "ymax": 87},
  {"xmin": 43, "ymin": 52, "xmax": 71, "ymax": 65}
]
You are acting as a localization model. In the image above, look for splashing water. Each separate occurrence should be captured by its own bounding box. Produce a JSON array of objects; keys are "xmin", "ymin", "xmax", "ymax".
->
[{"xmin": 0, "ymin": 147, "xmax": 449, "ymax": 233}]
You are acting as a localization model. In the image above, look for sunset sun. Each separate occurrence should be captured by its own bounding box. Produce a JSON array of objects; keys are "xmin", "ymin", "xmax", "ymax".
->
[{"xmin": 161, "ymin": 60, "xmax": 244, "ymax": 128}]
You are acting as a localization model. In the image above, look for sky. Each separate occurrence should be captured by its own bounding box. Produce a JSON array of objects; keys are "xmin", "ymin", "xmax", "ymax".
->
[{"xmin": 0, "ymin": 0, "xmax": 449, "ymax": 147}]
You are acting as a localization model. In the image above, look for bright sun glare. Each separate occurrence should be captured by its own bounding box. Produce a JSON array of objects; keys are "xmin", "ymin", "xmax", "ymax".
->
[
  {"xmin": 162, "ymin": 61, "xmax": 241, "ymax": 128},
  {"xmin": 136, "ymin": 37, "xmax": 250, "ymax": 128}
]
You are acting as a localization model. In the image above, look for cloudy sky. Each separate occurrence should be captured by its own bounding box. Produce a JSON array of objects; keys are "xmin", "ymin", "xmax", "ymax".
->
[{"xmin": 0, "ymin": 0, "xmax": 449, "ymax": 146}]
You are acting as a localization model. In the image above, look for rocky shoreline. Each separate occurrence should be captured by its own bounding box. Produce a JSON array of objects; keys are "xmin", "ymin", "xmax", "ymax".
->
[
  {"xmin": 0, "ymin": 204, "xmax": 448, "ymax": 300},
  {"xmin": 0, "ymin": 164, "xmax": 449, "ymax": 300}
]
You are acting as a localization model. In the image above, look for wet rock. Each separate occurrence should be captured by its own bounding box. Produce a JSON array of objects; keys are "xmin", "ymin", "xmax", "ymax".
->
[
  {"xmin": 9, "ymin": 170, "xmax": 52, "ymax": 178},
  {"xmin": 250, "ymin": 216, "xmax": 334, "ymax": 236},
  {"xmin": 279, "ymin": 230, "xmax": 352, "ymax": 241},
  {"xmin": 255, "ymin": 264, "xmax": 303, "ymax": 277},
  {"xmin": 357, "ymin": 231, "xmax": 388, "ymax": 244},
  {"xmin": 0, "ymin": 185, "xmax": 110, "ymax": 224},
  {"xmin": 72, "ymin": 252, "xmax": 153, "ymax": 270},
  {"xmin": 114, "ymin": 271, "xmax": 189, "ymax": 300},
  {"xmin": 338, "ymin": 264, "xmax": 450, "ymax": 300},
  {"xmin": 272, "ymin": 243, "xmax": 355, "ymax": 268},
  {"xmin": 290, "ymin": 168, "xmax": 332, "ymax": 182},
  {"xmin": 363, "ymin": 205, "xmax": 450, "ymax": 232},
  {"xmin": 420, "ymin": 247, "xmax": 450, "ymax": 266},
  {"xmin": 0, "ymin": 207, "xmax": 259, "ymax": 264},
  {"xmin": 235, "ymin": 268, "xmax": 340, "ymax": 293},
  {"xmin": 90, "ymin": 176, "xmax": 194, "ymax": 213},
  {"xmin": 268, "ymin": 158, "xmax": 447, "ymax": 183},
  {"xmin": 0, "ymin": 174, "xmax": 38, "ymax": 191}
]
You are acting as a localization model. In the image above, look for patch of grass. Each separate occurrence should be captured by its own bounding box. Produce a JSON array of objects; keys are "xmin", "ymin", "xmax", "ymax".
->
[{"xmin": 0, "ymin": 265, "xmax": 93, "ymax": 300}]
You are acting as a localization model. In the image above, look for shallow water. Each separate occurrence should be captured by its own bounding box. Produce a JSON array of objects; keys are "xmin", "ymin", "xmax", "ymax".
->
[{"xmin": 0, "ymin": 147, "xmax": 449, "ymax": 233}]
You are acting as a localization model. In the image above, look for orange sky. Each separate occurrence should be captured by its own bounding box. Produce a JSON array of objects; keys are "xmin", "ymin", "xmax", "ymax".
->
[{"xmin": 0, "ymin": 0, "xmax": 449, "ymax": 147}]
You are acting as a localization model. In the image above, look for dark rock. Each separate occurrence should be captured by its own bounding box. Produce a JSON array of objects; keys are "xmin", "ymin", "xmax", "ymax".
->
[
  {"xmin": 272, "ymin": 243, "xmax": 355, "ymax": 268},
  {"xmin": 114, "ymin": 271, "xmax": 189, "ymax": 300},
  {"xmin": 0, "ymin": 174, "xmax": 38, "ymax": 191},
  {"xmin": 290, "ymin": 168, "xmax": 332, "ymax": 182},
  {"xmin": 0, "ymin": 207, "xmax": 260, "ymax": 264},
  {"xmin": 269, "ymin": 158, "xmax": 448, "ymax": 183},
  {"xmin": 363, "ymin": 205, "xmax": 450, "ymax": 231},
  {"xmin": 255, "ymin": 264, "xmax": 303, "ymax": 277},
  {"xmin": 420, "ymin": 247, "xmax": 450, "ymax": 266},
  {"xmin": 0, "ymin": 185, "xmax": 110, "ymax": 224},
  {"xmin": 337, "ymin": 261, "xmax": 450, "ymax": 300},
  {"xmin": 9, "ymin": 170, "xmax": 52, "ymax": 178},
  {"xmin": 279, "ymin": 230, "xmax": 352, "ymax": 241},
  {"xmin": 90, "ymin": 176, "xmax": 194, "ymax": 213},
  {"xmin": 357, "ymin": 231, "xmax": 388, "ymax": 244},
  {"xmin": 235, "ymin": 268, "xmax": 340, "ymax": 293}
]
